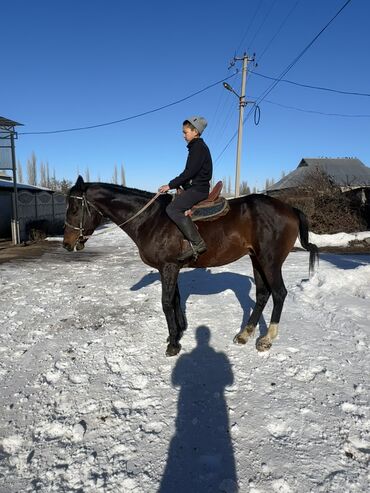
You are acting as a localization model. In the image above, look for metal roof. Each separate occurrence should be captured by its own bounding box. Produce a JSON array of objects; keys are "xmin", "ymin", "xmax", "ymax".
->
[
  {"xmin": 0, "ymin": 179, "xmax": 52, "ymax": 192},
  {"xmin": 0, "ymin": 116, "xmax": 23, "ymax": 127},
  {"xmin": 267, "ymin": 158, "xmax": 370, "ymax": 191}
]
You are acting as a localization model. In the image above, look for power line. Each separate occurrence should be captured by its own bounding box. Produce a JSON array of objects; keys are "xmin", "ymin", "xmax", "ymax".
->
[
  {"xmin": 216, "ymin": 1, "xmax": 353, "ymax": 164},
  {"xmin": 246, "ymin": 0, "xmax": 278, "ymax": 54},
  {"xmin": 263, "ymin": 98, "xmax": 370, "ymax": 117},
  {"xmin": 215, "ymin": 89, "xmax": 370, "ymax": 165},
  {"xmin": 235, "ymin": 2, "xmax": 263, "ymax": 54},
  {"xmin": 250, "ymin": 70, "xmax": 370, "ymax": 97},
  {"xmin": 257, "ymin": 0, "xmax": 301, "ymax": 63},
  {"xmin": 19, "ymin": 73, "xmax": 237, "ymax": 135},
  {"xmin": 253, "ymin": 0, "xmax": 353, "ymax": 108}
]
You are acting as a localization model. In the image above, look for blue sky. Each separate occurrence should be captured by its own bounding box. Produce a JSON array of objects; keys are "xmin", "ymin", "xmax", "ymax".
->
[{"xmin": 2, "ymin": 0, "xmax": 369, "ymax": 192}]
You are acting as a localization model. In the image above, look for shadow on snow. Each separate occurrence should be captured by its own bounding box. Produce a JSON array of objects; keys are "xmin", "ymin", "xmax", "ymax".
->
[
  {"xmin": 157, "ymin": 326, "xmax": 238, "ymax": 493},
  {"xmin": 131, "ymin": 267, "xmax": 268, "ymax": 334},
  {"xmin": 319, "ymin": 253, "xmax": 370, "ymax": 270}
]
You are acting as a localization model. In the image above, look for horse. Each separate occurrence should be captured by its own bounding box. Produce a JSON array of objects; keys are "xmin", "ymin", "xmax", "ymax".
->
[{"xmin": 63, "ymin": 176, "xmax": 318, "ymax": 356}]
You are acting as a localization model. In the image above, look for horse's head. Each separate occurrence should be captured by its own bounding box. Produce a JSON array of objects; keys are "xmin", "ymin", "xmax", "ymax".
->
[{"xmin": 63, "ymin": 176, "xmax": 103, "ymax": 251}]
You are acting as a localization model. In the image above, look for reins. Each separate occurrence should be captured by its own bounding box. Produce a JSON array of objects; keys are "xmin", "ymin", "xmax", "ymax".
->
[{"xmin": 65, "ymin": 191, "xmax": 162, "ymax": 239}]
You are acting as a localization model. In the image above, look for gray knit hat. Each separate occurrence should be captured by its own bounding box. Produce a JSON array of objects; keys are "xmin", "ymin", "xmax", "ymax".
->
[{"xmin": 184, "ymin": 116, "xmax": 207, "ymax": 135}]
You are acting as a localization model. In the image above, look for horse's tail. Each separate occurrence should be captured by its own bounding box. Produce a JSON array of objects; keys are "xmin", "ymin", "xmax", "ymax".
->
[{"xmin": 293, "ymin": 207, "xmax": 319, "ymax": 275}]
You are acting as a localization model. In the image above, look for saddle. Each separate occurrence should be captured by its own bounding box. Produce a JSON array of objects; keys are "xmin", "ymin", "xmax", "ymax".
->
[{"xmin": 177, "ymin": 181, "xmax": 230, "ymax": 222}]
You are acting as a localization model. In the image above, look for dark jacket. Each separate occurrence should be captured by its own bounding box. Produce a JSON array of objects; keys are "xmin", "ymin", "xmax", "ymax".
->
[{"xmin": 168, "ymin": 138, "xmax": 212, "ymax": 193}]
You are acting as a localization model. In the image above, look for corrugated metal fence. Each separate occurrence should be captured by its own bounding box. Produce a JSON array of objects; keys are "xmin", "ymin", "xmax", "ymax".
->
[{"xmin": 15, "ymin": 191, "xmax": 66, "ymax": 241}]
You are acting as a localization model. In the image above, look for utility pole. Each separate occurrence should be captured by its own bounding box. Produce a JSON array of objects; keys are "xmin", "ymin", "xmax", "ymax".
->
[{"xmin": 224, "ymin": 53, "xmax": 255, "ymax": 197}]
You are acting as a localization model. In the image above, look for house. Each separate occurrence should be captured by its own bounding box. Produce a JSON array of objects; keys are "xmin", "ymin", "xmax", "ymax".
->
[
  {"xmin": 266, "ymin": 158, "xmax": 370, "ymax": 195},
  {"xmin": 265, "ymin": 158, "xmax": 370, "ymax": 231}
]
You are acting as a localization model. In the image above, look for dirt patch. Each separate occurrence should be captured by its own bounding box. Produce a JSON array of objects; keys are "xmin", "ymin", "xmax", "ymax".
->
[{"xmin": 0, "ymin": 240, "xmax": 62, "ymax": 264}]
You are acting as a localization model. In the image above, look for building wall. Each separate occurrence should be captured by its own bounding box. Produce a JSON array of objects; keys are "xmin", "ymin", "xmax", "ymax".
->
[{"xmin": 0, "ymin": 192, "xmax": 12, "ymax": 238}]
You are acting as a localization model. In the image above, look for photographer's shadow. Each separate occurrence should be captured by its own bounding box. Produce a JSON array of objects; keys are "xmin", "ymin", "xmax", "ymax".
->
[{"xmin": 158, "ymin": 326, "xmax": 238, "ymax": 493}]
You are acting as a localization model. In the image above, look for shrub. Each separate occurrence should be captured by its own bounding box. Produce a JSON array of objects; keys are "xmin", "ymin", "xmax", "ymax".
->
[{"xmin": 277, "ymin": 168, "xmax": 367, "ymax": 234}]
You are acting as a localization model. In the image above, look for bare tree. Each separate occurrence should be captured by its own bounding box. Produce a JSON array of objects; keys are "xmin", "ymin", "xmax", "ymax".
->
[
  {"xmin": 240, "ymin": 180, "xmax": 250, "ymax": 195},
  {"xmin": 265, "ymin": 177, "xmax": 276, "ymax": 190},
  {"xmin": 85, "ymin": 167, "xmax": 90, "ymax": 182},
  {"xmin": 46, "ymin": 162, "xmax": 50, "ymax": 188},
  {"xmin": 59, "ymin": 179, "xmax": 73, "ymax": 194},
  {"xmin": 112, "ymin": 164, "xmax": 118, "ymax": 184},
  {"xmin": 227, "ymin": 176, "xmax": 232, "ymax": 194},
  {"xmin": 120, "ymin": 163, "xmax": 126, "ymax": 186},
  {"xmin": 17, "ymin": 160, "xmax": 23, "ymax": 183},
  {"xmin": 27, "ymin": 152, "xmax": 37, "ymax": 186},
  {"xmin": 222, "ymin": 176, "xmax": 228, "ymax": 195},
  {"xmin": 39, "ymin": 162, "xmax": 47, "ymax": 187},
  {"xmin": 278, "ymin": 167, "xmax": 366, "ymax": 233}
]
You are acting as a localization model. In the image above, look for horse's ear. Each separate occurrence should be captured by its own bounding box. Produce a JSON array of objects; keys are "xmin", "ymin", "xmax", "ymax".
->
[{"xmin": 75, "ymin": 175, "xmax": 86, "ymax": 191}]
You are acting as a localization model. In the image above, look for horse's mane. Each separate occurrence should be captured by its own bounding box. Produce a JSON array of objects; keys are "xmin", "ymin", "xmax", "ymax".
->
[{"xmin": 87, "ymin": 182, "xmax": 155, "ymax": 199}]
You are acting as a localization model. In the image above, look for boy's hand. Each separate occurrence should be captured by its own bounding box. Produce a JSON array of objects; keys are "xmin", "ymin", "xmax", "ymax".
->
[{"xmin": 158, "ymin": 184, "xmax": 170, "ymax": 193}]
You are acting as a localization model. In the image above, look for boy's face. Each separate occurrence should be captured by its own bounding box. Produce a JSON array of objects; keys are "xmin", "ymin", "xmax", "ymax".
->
[{"xmin": 183, "ymin": 125, "xmax": 199, "ymax": 143}]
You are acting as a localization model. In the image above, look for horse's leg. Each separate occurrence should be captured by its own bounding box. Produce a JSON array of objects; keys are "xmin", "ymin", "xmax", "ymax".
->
[
  {"xmin": 174, "ymin": 283, "xmax": 187, "ymax": 337},
  {"xmin": 256, "ymin": 267, "xmax": 287, "ymax": 352},
  {"xmin": 234, "ymin": 256, "xmax": 271, "ymax": 345},
  {"xmin": 166, "ymin": 283, "xmax": 187, "ymax": 343},
  {"xmin": 160, "ymin": 263, "xmax": 182, "ymax": 356}
]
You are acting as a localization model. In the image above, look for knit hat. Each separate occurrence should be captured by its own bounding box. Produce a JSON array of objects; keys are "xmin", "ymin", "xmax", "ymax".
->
[{"xmin": 184, "ymin": 116, "xmax": 207, "ymax": 135}]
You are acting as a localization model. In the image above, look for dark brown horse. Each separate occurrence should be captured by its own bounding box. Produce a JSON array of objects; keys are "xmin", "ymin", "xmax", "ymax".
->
[{"xmin": 63, "ymin": 176, "xmax": 318, "ymax": 356}]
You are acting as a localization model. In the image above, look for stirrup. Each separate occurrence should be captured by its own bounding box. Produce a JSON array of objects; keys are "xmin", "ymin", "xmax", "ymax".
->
[{"xmin": 177, "ymin": 241, "xmax": 206, "ymax": 262}]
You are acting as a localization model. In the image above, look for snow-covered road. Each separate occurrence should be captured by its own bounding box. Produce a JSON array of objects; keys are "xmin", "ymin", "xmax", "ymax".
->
[{"xmin": 0, "ymin": 228, "xmax": 369, "ymax": 492}]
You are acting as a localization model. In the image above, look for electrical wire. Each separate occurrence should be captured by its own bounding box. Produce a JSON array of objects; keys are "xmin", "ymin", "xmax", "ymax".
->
[
  {"xmin": 249, "ymin": 70, "xmax": 370, "ymax": 97},
  {"xmin": 215, "ymin": 1, "xmax": 354, "ymax": 167},
  {"xmin": 252, "ymin": 0, "xmax": 353, "ymax": 109},
  {"xmin": 19, "ymin": 73, "xmax": 237, "ymax": 135},
  {"xmin": 235, "ymin": 2, "xmax": 264, "ymax": 55},
  {"xmin": 246, "ymin": 0, "xmax": 278, "ymax": 54},
  {"xmin": 263, "ymin": 98, "xmax": 370, "ymax": 117},
  {"xmin": 257, "ymin": 0, "xmax": 301, "ymax": 63}
]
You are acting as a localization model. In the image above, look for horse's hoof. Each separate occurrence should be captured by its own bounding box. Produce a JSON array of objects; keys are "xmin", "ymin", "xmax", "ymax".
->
[
  {"xmin": 233, "ymin": 334, "xmax": 248, "ymax": 345},
  {"xmin": 166, "ymin": 344, "xmax": 181, "ymax": 357},
  {"xmin": 256, "ymin": 337, "xmax": 272, "ymax": 352}
]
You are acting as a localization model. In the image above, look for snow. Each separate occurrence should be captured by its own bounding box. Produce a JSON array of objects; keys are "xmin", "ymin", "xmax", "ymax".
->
[{"xmin": 1, "ymin": 227, "xmax": 369, "ymax": 492}]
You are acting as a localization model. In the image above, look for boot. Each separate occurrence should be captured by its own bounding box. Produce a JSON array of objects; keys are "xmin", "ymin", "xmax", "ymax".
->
[{"xmin": 175, "ymin": 216, "xmax": 207, "ymax": 261}]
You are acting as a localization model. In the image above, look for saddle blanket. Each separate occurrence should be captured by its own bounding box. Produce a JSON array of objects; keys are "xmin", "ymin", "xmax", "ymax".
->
[{"xmin": 187, "ymin": 197, "xmax": 230, "ymax": 222}]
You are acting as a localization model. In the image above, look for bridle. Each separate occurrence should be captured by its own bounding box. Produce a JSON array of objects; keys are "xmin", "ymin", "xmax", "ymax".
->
[
  {"xmin": 64, "ymin": 194, "xmax": 104, "ymax": 241},
  {"xmin": 65, "ymin": 191, "xmax": 162, "ymax": 241}
]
